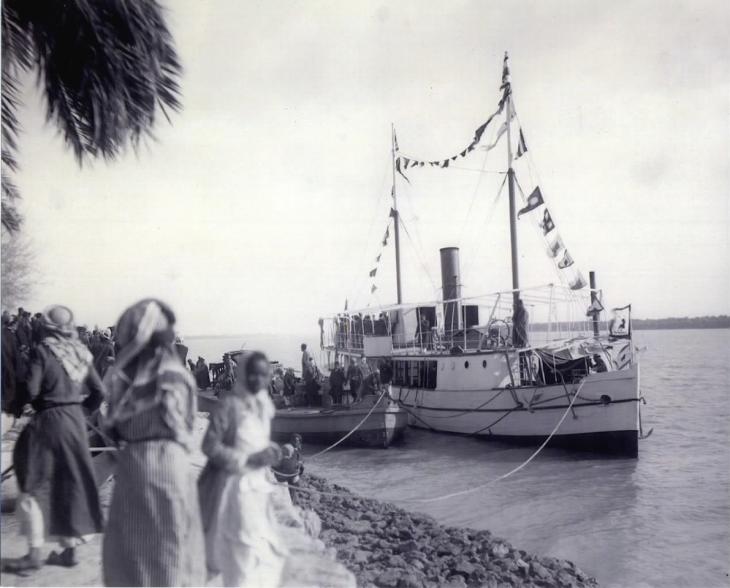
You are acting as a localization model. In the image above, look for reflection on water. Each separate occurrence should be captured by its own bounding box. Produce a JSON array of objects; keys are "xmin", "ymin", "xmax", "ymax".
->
[{"xmin": 189, "ymin": 329, "xmax": 730, "ymax": 587}]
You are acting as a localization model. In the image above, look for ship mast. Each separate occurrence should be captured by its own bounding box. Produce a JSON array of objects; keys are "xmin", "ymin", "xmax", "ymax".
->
[
  {"xmin": 391, "ymin": 123, "xmax": 403, "ymax": 304},
  {"xmin": 504, "ymin": 52, "xmax": 520, "ymax": 307}
]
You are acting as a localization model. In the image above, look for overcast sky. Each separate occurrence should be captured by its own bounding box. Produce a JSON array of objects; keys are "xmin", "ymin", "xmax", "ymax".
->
[{"xmin": 12, "ymin": 0, "xmax": 730, "ymax": 335}]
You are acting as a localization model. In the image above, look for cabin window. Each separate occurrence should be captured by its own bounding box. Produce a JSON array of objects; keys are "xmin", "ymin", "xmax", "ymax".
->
[{"xmin": 392, "ymin": 360, "xmax": 437, "ymax": 389}]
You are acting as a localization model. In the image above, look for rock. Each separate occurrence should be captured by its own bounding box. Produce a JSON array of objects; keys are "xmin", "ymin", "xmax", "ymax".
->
[
  {"xmin": 342, "ymin": 519, "xmax": 371, "ymax": 534},
  {"xmin": 452, "ymin": 560, "xmax": 476, "ymax": 578},
  {"xmin": 531, "ymin": 561, "xmax": 552, "ymax": 581},
  {"xmin": 515, "ymin": 558, "xmax": 530, "ymax": 576},
  {"xmin": 376, "ymin": 569, "xmax": 401, "ymax": 587},
  {"xmin": 395, "ymin": 539, "xmax": 420, "ymax": 554},
  {"xmin": 387, "ymin": 554, "xmax": 408, "ymax": 569},
  {"xmin": 492, "ymin": 543, "xmax": 510, "ymax": 558},
  {"xmin": 444, "ymin": 575, "xmax": 467, "ymax": 588},
  {"xmin": 353, "ymin": 550, "xmax": 370, "ymax": 564}
]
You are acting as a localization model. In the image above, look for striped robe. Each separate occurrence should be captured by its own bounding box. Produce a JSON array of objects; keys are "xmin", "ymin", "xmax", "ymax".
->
[{"xmin": 102, "ymin": 368, "xmax": 205, "ymax": 587}]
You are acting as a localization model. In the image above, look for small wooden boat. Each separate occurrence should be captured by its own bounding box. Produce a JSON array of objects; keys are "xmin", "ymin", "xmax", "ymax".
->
[
  {"xmin": 198, "ymin": 390, "xmax": 407, "ymax": 449},
  {"xmin": 272, "ymin": 393, "xmax": 407, "ymax": 449}
]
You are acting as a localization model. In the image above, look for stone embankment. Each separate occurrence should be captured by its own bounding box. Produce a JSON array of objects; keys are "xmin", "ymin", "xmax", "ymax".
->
[{"xmin": 297, "ymin": 474, "xmax": 599, "ymax": 588}]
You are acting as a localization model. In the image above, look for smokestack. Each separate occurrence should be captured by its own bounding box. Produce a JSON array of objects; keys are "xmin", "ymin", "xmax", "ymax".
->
[{"xmin": 440, "ymin": 247, "xmax": 461, "ymax": 334}]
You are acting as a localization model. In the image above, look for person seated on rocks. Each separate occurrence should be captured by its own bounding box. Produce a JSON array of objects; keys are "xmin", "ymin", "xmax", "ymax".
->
[{"xmin": 274, "ymin": 443, "xmax": 302, "ymax": 502}]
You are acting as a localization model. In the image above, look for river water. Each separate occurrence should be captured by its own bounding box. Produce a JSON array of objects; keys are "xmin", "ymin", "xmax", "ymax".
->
[{"xmin": 186, "ymin": 329, "xmax": 730, "ymax": 587}]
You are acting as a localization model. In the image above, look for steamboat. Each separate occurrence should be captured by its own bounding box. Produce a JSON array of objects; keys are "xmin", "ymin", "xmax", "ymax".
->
[{"xmin": 317, "ymin": 54, "xmax": 645, "ymax": 456}]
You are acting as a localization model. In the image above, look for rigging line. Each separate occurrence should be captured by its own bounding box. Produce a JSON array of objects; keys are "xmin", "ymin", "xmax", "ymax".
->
[
  {"xmin": 348, "ymin": 155, "xmax": 392, "ymax": 307},
  {"xmin": 456, "ymin": 126, "xmax": 498, "ymax": 250},
  {"xmin": 402, "ymin": 388, "xmax": 503, "ymax": 420},
  {"xmin": 398, "ymin": 216, "xmax": 438, "ymax": 292},
  {"xmin": 461, "ymin": 173, "xmax": 508, "ymax": 280}
]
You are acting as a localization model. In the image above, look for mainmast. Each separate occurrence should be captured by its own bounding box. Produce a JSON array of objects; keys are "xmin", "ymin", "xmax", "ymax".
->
[
  {"xmin": 391, "ymin": 123, "xmax": 403, "ymax": 304},
  {"xmin": 503, "ymin": 52, "xmax": 520, "ymax": 307}
]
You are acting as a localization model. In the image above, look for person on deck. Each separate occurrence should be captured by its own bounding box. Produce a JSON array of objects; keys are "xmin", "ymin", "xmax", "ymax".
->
[
  {"xmin": 329, "ymin": 361, "xmax": 346, "ymax": 404},
  {"xmin": 359, "ymin": 368, "xmax": 382, "ymax": 398},
  {"xmin": 195, "ymin": 356, "xmax": 212, "ymax": 389},
  {"xmin": 198, "ymin": 351, "xmax": 284, "ymax": 587},
  {"xmin": 346, "ymin": 360, "xmax": 363, "ymax": 403},
  {"xmin": 3, "ymin": 305, "xmax": 104, "ymax": 573},
  {"xmin": 102, "ymin": 299, "xmax": 205, "ymax": 587},
  {"xmin": 512, "ymin": 298, "xmax": 529, "ymax": 348}
]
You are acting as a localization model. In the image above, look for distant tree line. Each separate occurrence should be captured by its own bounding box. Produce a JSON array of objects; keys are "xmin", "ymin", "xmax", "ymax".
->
[
  {"xmin": 631, "ymin": 316, "xmax": 730, "ymax": 330},
  {"xmin": 529, "ymin": 315, "xmax": 730, "ymax": 332}
]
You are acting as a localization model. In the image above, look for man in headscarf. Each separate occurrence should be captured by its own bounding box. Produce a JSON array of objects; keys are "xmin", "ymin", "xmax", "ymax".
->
[{"xmin": 4, "ymin": 305, "xmax": 104, "ymax": 573}]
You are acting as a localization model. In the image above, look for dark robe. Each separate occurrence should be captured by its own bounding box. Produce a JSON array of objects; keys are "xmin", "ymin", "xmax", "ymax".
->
[{"xmin": 13, "ymin": 346, "xmax": 104, "ymax": 539}]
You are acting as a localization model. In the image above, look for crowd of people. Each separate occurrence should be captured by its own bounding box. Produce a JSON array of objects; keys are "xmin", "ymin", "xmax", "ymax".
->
[
  {"xmin": 298, "ymin": 343, "xmax": 389, "ymax": 408},
  {"xmin": 1, "ymin": 300, "xmax": 305, "ymax": 586}
]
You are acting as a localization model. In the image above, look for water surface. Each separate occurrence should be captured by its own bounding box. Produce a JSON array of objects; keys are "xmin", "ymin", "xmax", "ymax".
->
[{"xmin": 188, "ymin": 329, "xmax": 730, "ymax": 587}]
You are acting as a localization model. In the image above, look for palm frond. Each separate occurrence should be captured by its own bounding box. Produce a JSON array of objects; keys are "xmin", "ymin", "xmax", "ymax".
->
[{"xmin": 8, "ymin": 0, "xmax": 183, "ymax": 163}]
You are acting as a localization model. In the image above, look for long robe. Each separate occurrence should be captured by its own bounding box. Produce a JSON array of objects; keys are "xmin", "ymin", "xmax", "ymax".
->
[{"xmin": 199, "ymin": 390, "xmax": 285, "ymax": 587}]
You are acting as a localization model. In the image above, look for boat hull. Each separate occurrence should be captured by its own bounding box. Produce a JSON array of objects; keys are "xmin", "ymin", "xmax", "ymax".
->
[
  {"xmin": 396, "ymin": 364, "xmax": 640, "ymax": 457},
  {"xmin": 272, "ymin": 403, "xmax": 408, "ymax": 449}
]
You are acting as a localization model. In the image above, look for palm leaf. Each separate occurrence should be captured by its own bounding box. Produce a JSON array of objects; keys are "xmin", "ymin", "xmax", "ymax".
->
[{"xmin": 1, "ymin": 0, "xmax": 184, "ymax": 231}]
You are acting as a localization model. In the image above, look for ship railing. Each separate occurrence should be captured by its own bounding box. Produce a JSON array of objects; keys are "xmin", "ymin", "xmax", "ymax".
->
[{"xmin": 321, "ymin": 283, "xmax": 617, "ymax": 355}]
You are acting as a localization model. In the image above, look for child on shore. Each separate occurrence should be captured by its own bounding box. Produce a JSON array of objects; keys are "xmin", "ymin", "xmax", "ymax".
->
[{"xmin": 198, "ymin": 351, "xmax": 284, "ymax": 587}]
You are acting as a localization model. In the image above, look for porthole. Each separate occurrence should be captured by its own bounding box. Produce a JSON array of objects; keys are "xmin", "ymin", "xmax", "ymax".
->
[
  {"xmin": 482, "ymin": 360, "xmax": 487, "ymax": 368},
  {"xmin": 464, "ymin": 361, "xmax": 470, "ymax": 369}
]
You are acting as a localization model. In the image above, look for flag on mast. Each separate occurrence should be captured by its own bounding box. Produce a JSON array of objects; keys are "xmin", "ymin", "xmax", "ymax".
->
[
  {"xmin": 539, "ymin": 209, "xmax": 555, "ymax": 234},
  {"xmin": 516, "ymin": 129, "xmax": 528, "ymax": 159},
  {"xmin": 517, "ymin": 186, "xmax": 544, "ymax": 217},
  {"xmin": 557, "ymin": 250, "xmax": 574, "ymax": 269},
  {"xmin": 369, "ymin": 268, "xmax": 377, "ymax": 278}
]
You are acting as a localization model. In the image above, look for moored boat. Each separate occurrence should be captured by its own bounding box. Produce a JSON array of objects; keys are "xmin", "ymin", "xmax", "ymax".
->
[
  {"xmin": 316, "ymin": 53, "xmax": 646, "ymax": 457},
  {"xmin": 272, "ymin": 394, "xmax": 407, "ymax": 449}
]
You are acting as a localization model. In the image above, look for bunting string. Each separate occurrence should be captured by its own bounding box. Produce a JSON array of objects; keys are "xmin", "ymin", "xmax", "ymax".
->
[
  {"xmin": 513, "ymin": 175, "xmax": 587, "ymax": 291},
  {"xmin": 394, "ymin": 54, "xmax": 513, "ymax": 183}
]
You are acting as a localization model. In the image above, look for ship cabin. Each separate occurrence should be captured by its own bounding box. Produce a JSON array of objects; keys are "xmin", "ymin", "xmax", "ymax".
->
[{"xmin": 318, "ymin": 282, "xmax": 634, "ymax": 394}]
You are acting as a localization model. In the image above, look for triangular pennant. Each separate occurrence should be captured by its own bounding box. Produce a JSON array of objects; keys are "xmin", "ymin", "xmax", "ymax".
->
[
  {"xmin": 382, "ymin": 226, "xmax": 390, "ymax": 246},
  {"xmin": 375, "ymin": 253, "xmax": 381, "ymax": 263},
  {"xmin": 371, "ymin": 284, "xmax": 378, "ymax": 294},
  {"xmin": 369, "ymin": 268, "xmax": 377, "ymax": 278},
  {"xmin": 395, "ymin": 157, "xmax": 410, "ymax": 183},
  {"xmin": 460, "ymin": 149, "xmax": 467, "ymax": 157},
  {"xmin": 586, "ymin": 298, "xmax": 605, "ymax": 317},
  {"xmin": 557, "ymin": 250, "xmax": 574, "ymax": 269},
  {"xmin": 517, "ymin": 186, "xmax": 544, "ymax": 218},
  {"xmin": 546, "ymin": 236, "xmax": 564, "ymax": 258},
  {"xmin": 516, "ymin": 128, "xmax": 528, "ymax": 159},
  {"xmin": 539, "ymin": 209, "xmax": 555, "ymax": 235},
  {"xmin": 442, "ymin": 160, "xmax": 450, "ymax": 168},
  {"xmin": 569, "ymin": 271, "xmax": 587, "ymax": 290},
  {"xmin": 389, "ymin": 207, "xmax": 397, "ymax": 218}
]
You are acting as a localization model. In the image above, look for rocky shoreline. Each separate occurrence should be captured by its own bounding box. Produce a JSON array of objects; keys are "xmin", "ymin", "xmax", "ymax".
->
[{"xmin": 296, "ymin": 474, "xmax": 599, "ymax": 588}]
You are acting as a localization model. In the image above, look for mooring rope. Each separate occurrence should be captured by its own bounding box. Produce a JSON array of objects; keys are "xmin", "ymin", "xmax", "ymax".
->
[
  {"xmin": 288, "ymin": 378, "xmax": 587, "ymax": 504},
  {"xmin": 307, "ymin": 388, "xmax": 389, "ymax": 459}
]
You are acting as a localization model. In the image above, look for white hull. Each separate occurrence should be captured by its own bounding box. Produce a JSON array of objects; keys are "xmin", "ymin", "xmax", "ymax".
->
[{"xmin": 395, "ymin": 364, "xmax": 640, "ymax": 456}]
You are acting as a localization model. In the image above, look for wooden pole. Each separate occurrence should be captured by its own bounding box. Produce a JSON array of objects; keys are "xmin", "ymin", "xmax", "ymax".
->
[{"xmin": 391, "ymin": 124, "xmax": 403, "ymax": 305}]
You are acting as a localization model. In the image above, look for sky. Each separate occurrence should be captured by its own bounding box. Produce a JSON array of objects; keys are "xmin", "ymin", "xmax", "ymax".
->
[{"xmin": 8, "ymin": 0, "xmax": 730, "ymax": 335}]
